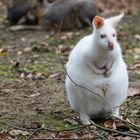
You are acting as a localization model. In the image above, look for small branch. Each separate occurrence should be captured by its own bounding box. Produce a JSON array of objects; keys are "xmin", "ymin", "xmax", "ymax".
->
[
  {"xmin": 0, "ymin": 120, "xmax": 43, "ymax": 131},
  {"xmin": 89, "ymin": 121, "xmax": 140, "ymax": 138},
  {"xmin": 1, "ymin": 119, "xmax": 140, "ymax": 139},
  {"xmin": 89, "ymin": 130, "xmax": 108, "ymax": 140},
  {"xmin": 26, "ymin": 127, "xmax": 42, "ymax": 140},
  {"xmin": 1, "ymin": 120, "xmax": 90, "ymax": 132},
  {"xmin": 43, "ymin": 124, "xmax": 91, "ymax": 132},
  {"xmin": 112, "ymin": 116, "xmax": 140, "ymax": 132}
]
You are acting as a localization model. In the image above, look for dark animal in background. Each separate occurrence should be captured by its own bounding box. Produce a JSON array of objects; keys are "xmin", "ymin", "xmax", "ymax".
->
[
  {"xmin": 2, "ymin": 0, "xmax": 35, "ymax": 24},
  {"xmin": 38, "ymin": 0, "xmax": 97, "ymax": 30},
  {"xmin": 2, "ymin": 0, "xmax": 97, "ymax": 30}
]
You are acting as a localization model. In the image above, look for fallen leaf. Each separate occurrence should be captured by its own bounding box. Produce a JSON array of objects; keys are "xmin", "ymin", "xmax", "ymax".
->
[
  {"xmin": 9, "ymin": 130, "xmax": 30, "ymax": 136},
  {"xmin": 27, "ymin": 73, "xmax": 34, "ymax": 78},
  {"xmin": 23, "ymin": 47, "xmax": 32, "ymax": 53},
  {"xmin": 104, "ymin": 120, "xmax": 116, "ymax": 130},
  {"xmin": 135, "ymin": 34, "xmax": 140, "ymax": 41},
  {"xmin": 17, "ymin": 51, "xmax": 23, "ymax": 55},
  {"xmin": 33, "ymin": 133, "xmax": 54, "ymax": 139},
  {"xmin": 20, "ymin": 37, "xmax": 26, "ymax": 42},
  {"xmin": 35, "ymin": 72, "xmax": 44, "ymax": 79},
  {"xmin": 20, "ymin": 131, "xmax": 30, "ymax": 136},
  {"xmin": 0, "ymin": 131, "xmax": 9, "ymax": 140},
  {"xmin": 64, "ymin": 117, "xmax": 78, "ymax": 125},
  {"xmin": 0, "ymin": 48, "xmax": 7, "ymax": 56},
  {"xmin": 57, "ymin": 131, "xmax": 78, "ymax": 139},
  {"xmin": 60, "ymin": 32, "xmax": 73, "ymax": 41},
  {"xmin": 107, "ymin": 135, "xmax": 116, "ymax": 140},
  {"xmin": 25, "ymin": 122, "xmax": 42, "ymax": 129},
  {"xmin": 133, "ymin": 48, "xmax": 140, "ymax": 54},
  {"xmin": 128, "ymin": 87, "xmax": 139, "ymax": 97},
  {"xmin": 82, "ymin": 133, "xmax": 95, "ymax": 139},
  {"xmin": 49, "ymin": 73, "xmax": 62, "ymax": 78},
  {"xmin": 29, "ymin": 92, "xmax": 40, "ymax": 98}
]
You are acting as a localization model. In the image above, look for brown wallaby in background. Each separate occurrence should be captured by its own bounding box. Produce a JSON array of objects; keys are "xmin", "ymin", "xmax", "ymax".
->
[
  {"xmin": 2, "ymin": 0, "xmax": 97, "ymax": 30},
  {"xmin": 1, "ymin": 0, "xmax": 35, "ymax": 24},
  {"xmin": 37, "ymin": 0, "xmax": 96, "ymax": 30}
]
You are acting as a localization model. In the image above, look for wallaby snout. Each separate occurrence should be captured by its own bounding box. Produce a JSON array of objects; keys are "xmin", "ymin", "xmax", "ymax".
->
[{"xmin": 108, "ymin": 41, "xmax": 114, "ymax": 50}]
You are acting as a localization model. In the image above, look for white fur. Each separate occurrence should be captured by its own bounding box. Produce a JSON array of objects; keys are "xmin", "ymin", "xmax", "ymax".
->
[{"xmin": 65, "ymin": 13, "xmax": 128, "ymax": 125}]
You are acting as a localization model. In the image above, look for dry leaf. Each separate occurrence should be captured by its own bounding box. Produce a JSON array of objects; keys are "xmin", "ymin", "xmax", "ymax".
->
[
  {"xmin": 133, "ymin": 48, "xmax": 140, "ymax": 54},
  {"xmin": 27, "ymin": 73, "xmax": 34, "ymax": 78},
  {"xmin": 128, "ymin": 87, "xmax": 139, "ymax": 97},
  {"xmin": 9, "ymin": 130, "xmax": 30, "ymax": 136},
  {"xmin": 57, "ymin": 131, "xmax": 78, "ymax": 139},
  {"xmin": 0, "ymin": 48, "xmax": 7, "ymax": 56},
  {"xmin": 23, "ymin": 47, "xmax": 32, "ymax": 53},
  {"xmin": 64, "ymin": 117, "xmax": 78, "ymax": 125},
  {"xmin": 82, "ymin": 133, "xmax": 95, "ymax": 139},
  {"xmin": 17, "ymin": 51, "xmax": 23, "ymax": 55},
  {"xmin": 29, "ymin": 92, "xmax": 40, "ymax": 98},
  {"xmin": 104, "ymin": 120, "xmax": 116, "ymax": 130},
  {"xmin": 49, "ymin": 73, "xmax": 62, "ymax": 78},
  {"xmin": 107, "ymin": 135, "xmax": 116, "ymax": 140},
  {"xmin": 60, "ymin": 32, "xmax": 73, "ymax": 41},
  {"xmin": 0, "ymin": 132, "xmax": 9, "ymax": 140},
  {"xmin": 20, "ymin": 37, "xmax": 26, "ymax": 42},
  {"xmin": 25, "ymin": 122, "xmax": 42, "ymax": 129},
  {"xmin": 135, "ymin": 34, "xmax": 140, "ymax": 41}
]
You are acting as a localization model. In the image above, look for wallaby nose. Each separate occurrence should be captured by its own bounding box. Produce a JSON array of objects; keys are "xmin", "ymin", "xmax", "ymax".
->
[{"xmin": 108, "ymin": 42, "xmax": 114, "ymax": 50}]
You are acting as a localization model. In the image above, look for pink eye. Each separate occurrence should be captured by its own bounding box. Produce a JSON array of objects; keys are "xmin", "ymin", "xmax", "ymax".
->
[
  {"xmin": 113, "ymin": 33, "xmax": 115, "ymax": 37},
  {"xmin": 100, "ymin": 34, "xmax": 106, "ymax": 38}
]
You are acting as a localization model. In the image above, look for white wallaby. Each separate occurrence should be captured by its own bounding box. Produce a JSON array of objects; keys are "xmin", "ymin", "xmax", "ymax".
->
[{"xmin": 65, "ymin": 13, "xmax": 128, "ymax": 125}]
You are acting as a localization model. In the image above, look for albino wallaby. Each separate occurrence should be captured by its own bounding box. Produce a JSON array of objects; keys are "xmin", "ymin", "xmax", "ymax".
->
[{"xmin": 65, "ymin": 13, "xmax": 128, "ymax": 125}]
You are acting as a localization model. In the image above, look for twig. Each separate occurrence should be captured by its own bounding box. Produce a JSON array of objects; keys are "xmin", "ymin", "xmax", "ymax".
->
[
  {"xmin": 26, "ymin": 127, "xmax": 43, "ymax": 140},
  {"xmin": 112, "ymin": 116, "xmax": 140, "ymax": 132},
  {"xmin": 89, "ymin": 120, "xmax": 140, "ymax": 138},
  {"xmin": 2, "ymin": 120, "xmax": 140, "ymax": 138},
  {"xmin": 90, "ymin": 130, "xmax": 108, "ymax": 140},
  {"xmin": 0, "ymin": 120, "xmax": 43, "ymax": 131},
  {"xmin": 0, "ymin": 120, "xmax": 90, "ymax": 132},
  {"xmin": 43, "ymin": 125, "xmax": 91, "ymax": 132}
]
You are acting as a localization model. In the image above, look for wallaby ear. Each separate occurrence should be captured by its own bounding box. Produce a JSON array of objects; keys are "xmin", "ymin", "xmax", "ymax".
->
[
  {"xmin": 106, "ymin": 13, "xmax": 124, "ymax": 28},
  {"xmin": 93, "ymin": 16, "xmax": 104, "ymax": 28}
]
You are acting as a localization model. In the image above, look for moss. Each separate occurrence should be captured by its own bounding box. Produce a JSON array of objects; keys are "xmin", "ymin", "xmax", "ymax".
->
[
  {"xmin": 0, "ymin": 65, "xmax": 14, "ymax": 77},
  {"xmin": 129, "ymin": 73, "xmax": 140, "ymax": 81},
  {"xmin": 124, "ymin": 55, "xmax": 134, "ymax": 67},
  {"xmin": 36, "ymin": 113, "xmax": 78, "ymax": 131},
  {"xmin": 26, "ymin": 63, "xmax": 50, "ymax": 74}
]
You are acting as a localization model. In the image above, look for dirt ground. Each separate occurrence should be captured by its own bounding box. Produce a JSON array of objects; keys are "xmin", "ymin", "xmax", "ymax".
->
[{"xmin": 0, "ymin": 1, "xmax": 140, "ymax": 140}]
